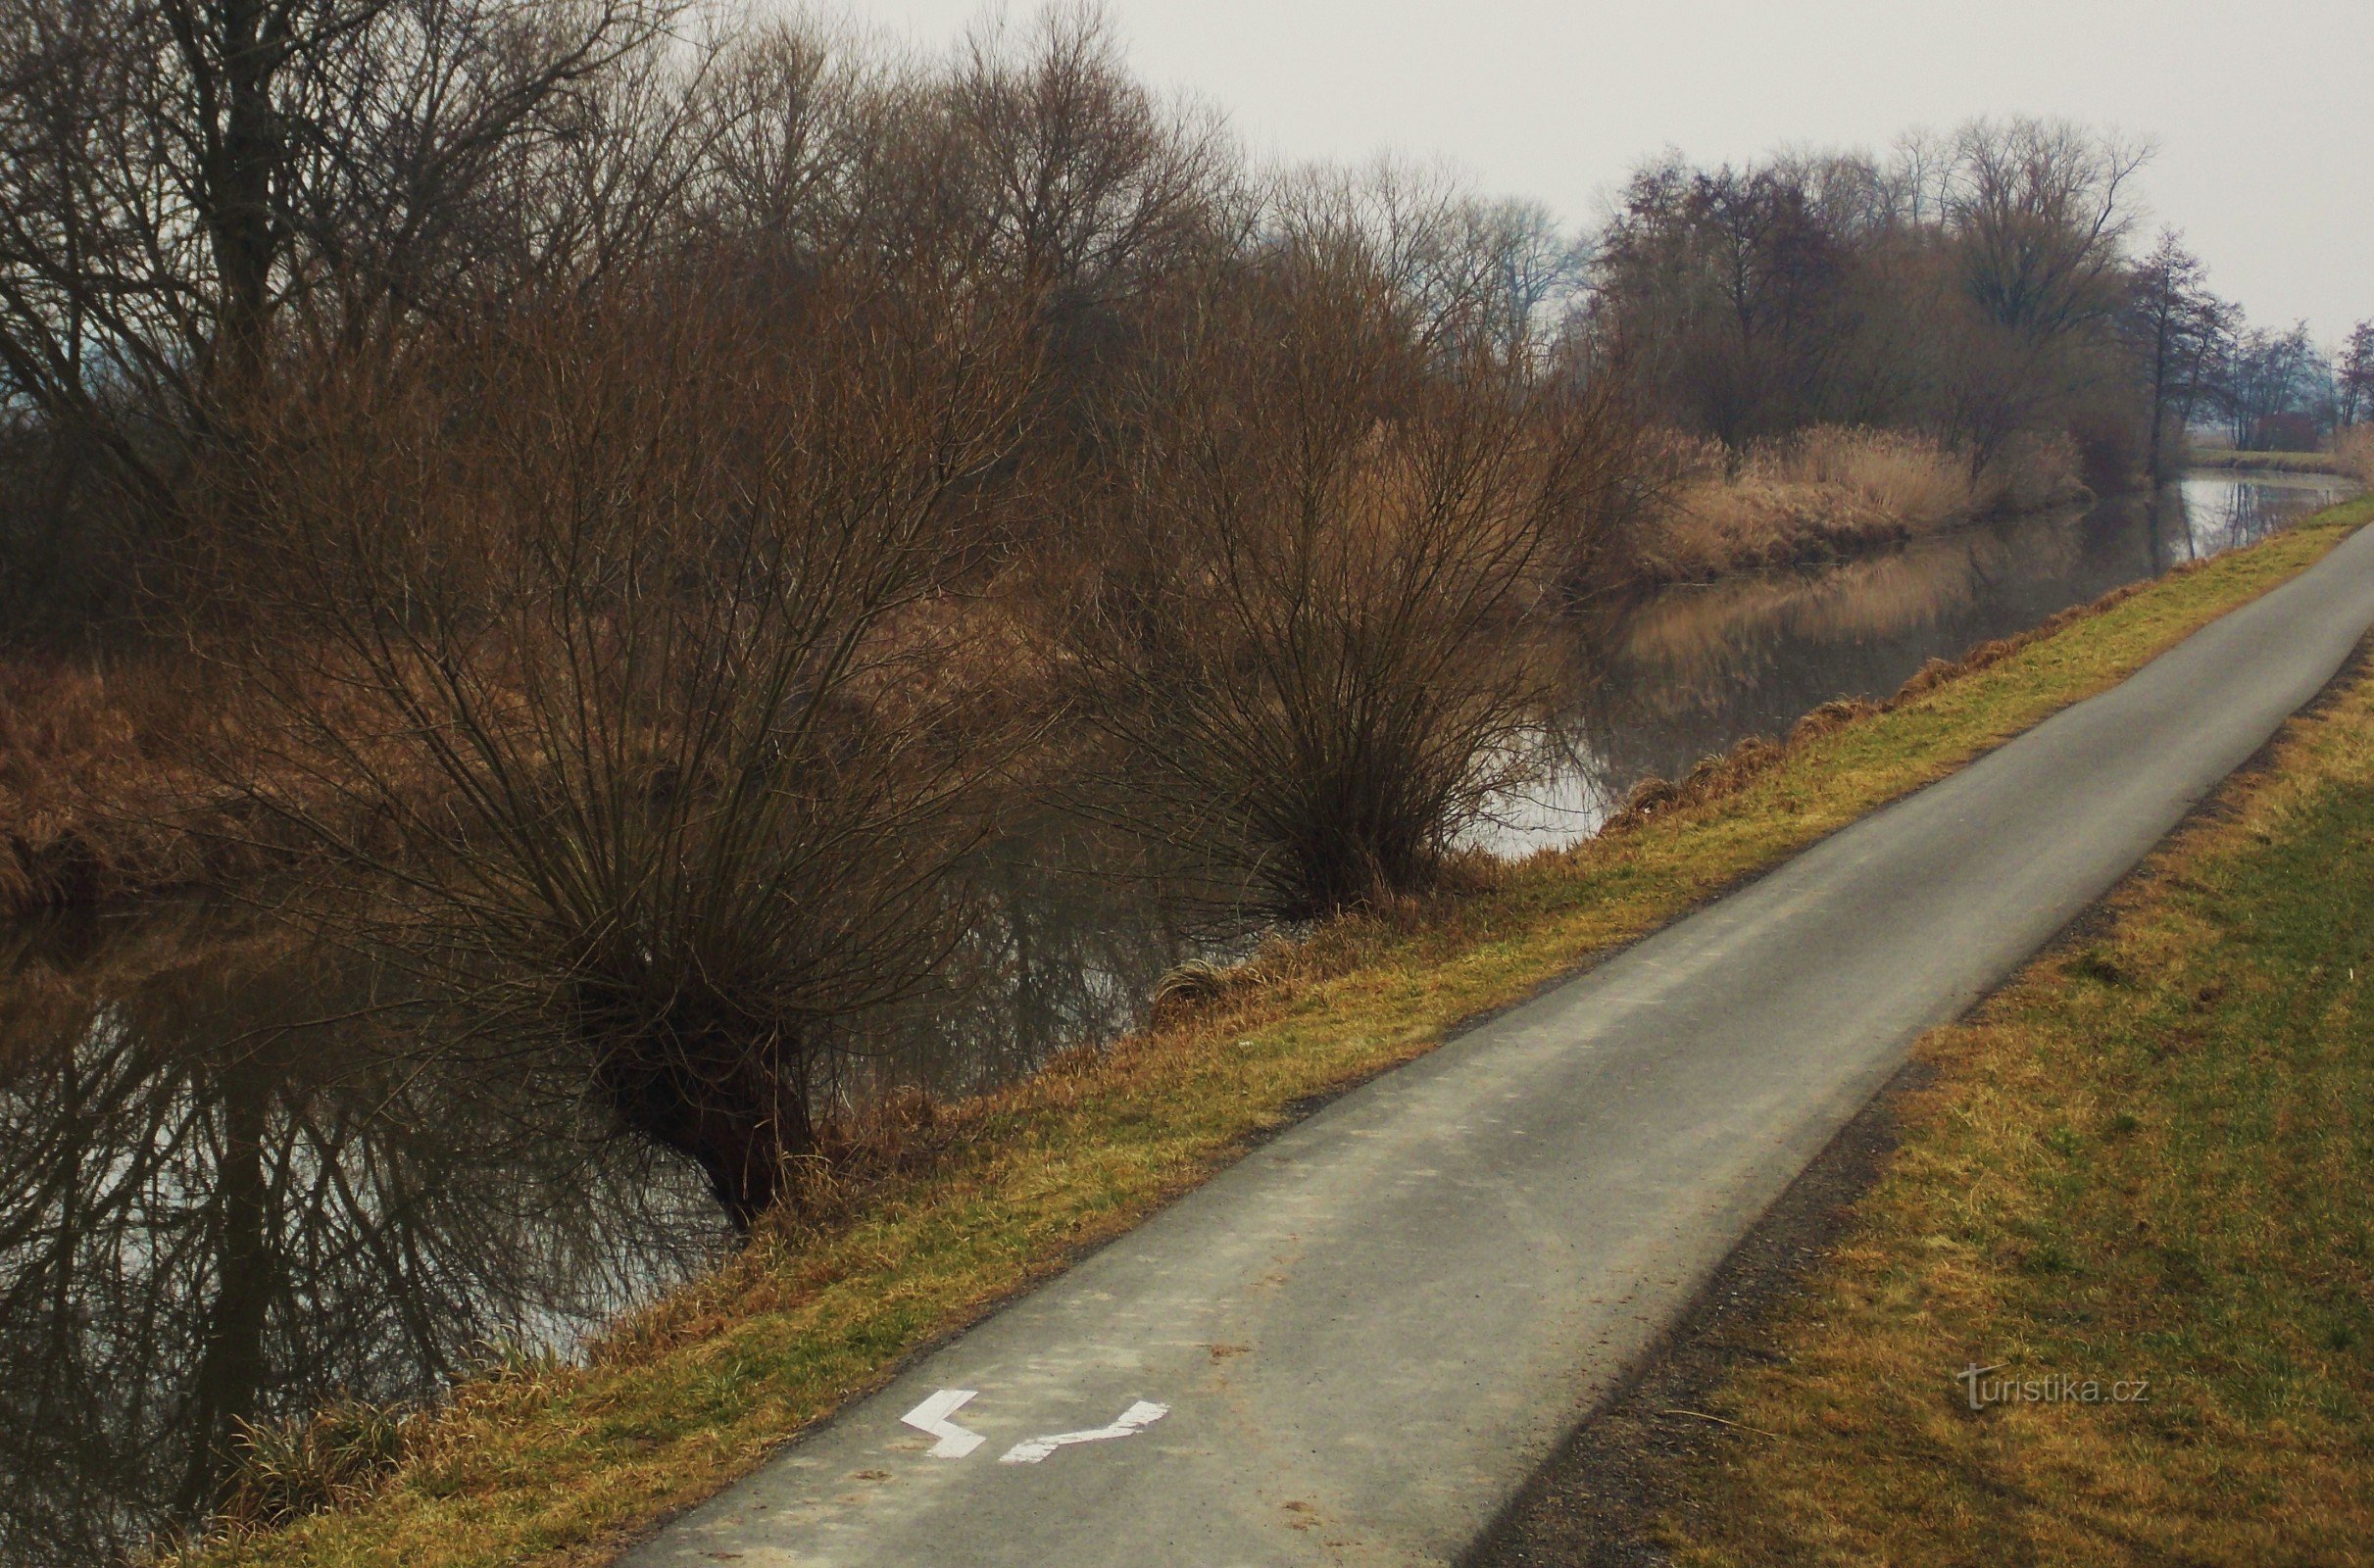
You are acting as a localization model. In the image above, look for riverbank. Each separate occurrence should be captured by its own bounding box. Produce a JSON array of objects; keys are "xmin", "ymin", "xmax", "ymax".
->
[
  {"xmin": 1630, "ymin": 427, "xmax": 2088, "ymax": 587},
  {"xmin": 0, "ymin": 449, "xmax": 2270, "ymax": 923},
  {"xmin": 2187, "ymin": 442, "xmax": 2374, "ymax": 481},
  {"xmin": 1635, "ymin": 629, "xmax": 2374, "ymax": 1564},
  {"xmin": 0, "ymin": 658, "xmax": 348, "ymax": 917},
  {"xmin": 172, "ymin": 493, "xmax": 2374, "ymax": 1568}
]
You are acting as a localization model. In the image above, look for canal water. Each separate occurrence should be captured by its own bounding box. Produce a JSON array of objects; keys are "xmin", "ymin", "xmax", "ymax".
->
[
  {"xmin": 0, "ymin": 468, "xmax": 2352, "ymax": 1563},
  {"xmin": 1479, "ymin": 468, "xmax": 2361, "ymax": 852}
]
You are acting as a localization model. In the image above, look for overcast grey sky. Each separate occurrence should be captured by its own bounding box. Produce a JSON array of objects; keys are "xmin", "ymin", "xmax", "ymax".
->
[{"xmin": 856, "ymin": 0, "xmax": 2373, "ymax": 344}]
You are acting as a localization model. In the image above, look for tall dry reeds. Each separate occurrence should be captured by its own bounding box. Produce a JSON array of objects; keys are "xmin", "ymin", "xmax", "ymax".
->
[
  {"xmin": 0, "ymin": 658, "xmax": 324, "ymax": 913},
  {"xmin": 2337, "ymin": 425, "xmax": 2374, "ymax": 487},
  {"xmin": 0, "ymin": 661, "xmax": 186, "ymax": 911},
  {"xmin": 1631, "ymin": 424, "xmax": 2085, "ymax": 584}
]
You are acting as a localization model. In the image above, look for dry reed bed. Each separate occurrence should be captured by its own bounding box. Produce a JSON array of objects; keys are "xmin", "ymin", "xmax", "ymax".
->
[
  {"xmin": 1632, "ymin": 426, "xmax": 2089, "ymax": 586},
  {"xmin": 0, "ymin": 656, "xmax": 440, "ymax": 917},
  {"xmin": 2186, "ymin": 441, "xmax": 2373, "ymax": 480},
  {"xmin": 0, "ymin": 658, "xmax": 260, "ymax": 915},
  {"xmin": 2338, "ymin": 423, "xmax": 2374, "ymax": 485}
]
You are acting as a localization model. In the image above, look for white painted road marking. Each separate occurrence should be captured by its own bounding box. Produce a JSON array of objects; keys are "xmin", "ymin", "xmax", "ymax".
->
[
  {"xmin": 900, "ymin": 1390, "xmax": 986, "ymax": 1458},
  {"xmin": 998, "ymin": 1401, "xmax": 1170, "ymax": 1464}
]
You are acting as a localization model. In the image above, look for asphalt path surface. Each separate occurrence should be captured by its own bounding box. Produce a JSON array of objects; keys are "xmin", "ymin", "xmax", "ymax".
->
[{"xmin": 622, "ymin": 522, "xmax": 2374, "ymax": 1568}]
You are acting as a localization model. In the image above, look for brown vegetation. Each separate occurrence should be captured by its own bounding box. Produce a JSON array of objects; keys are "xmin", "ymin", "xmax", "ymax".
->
[
  {"xmin": 1052, "ymin": 220, "xmax": 1630, "ymax": 916},
  {"xmin": 0, "ymin": 659, "xmax": 321, "ymax": 914},
  {"xmin": 1591, "ymin": 123, "xmax": 2151, "ymax": 485},
  {"xmin": 207, "ymin": 265, "xmax": 1040, "ymax": 1224},
  {"xmin": 2336, "ymin": 424, "xmax": 2374, "ymax": 485},
  {"xmin": 1630, "ymin": 425, "xmax": 2087, "ymax": 584}
]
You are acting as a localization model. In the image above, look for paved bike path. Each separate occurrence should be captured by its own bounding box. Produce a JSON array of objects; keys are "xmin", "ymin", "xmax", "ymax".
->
[{"xmin": 624, "ymin": 522, "xmax": 2374, "ymax": 1568}]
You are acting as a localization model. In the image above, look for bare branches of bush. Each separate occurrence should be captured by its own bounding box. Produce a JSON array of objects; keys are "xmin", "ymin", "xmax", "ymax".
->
[
  {"xmin": 207, "ymin": 264, "xmax": 1040, "ymax": 1221},
  {"xmin": 1055, "ymin": 235, "xmax": 1624, "ymax": 918}
]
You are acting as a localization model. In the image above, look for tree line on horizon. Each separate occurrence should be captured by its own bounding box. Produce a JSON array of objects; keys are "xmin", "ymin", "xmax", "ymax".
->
[
  {"xmin": 2, "ymin": 1, "xmax": 2361, "ymax": 639},
  {"xmin": 1590, "ymin": 133, "xmax": 2372, "ymax": 479}
]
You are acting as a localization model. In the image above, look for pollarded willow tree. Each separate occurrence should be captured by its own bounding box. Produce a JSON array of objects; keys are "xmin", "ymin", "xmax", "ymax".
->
[
  {"xmin": 1056, "ymin": 204, "xmax": 1630, "ymax": 919},
  {"xmin": 211, "ymin": 262, "xmax": 1043, "ymax": 1222}
]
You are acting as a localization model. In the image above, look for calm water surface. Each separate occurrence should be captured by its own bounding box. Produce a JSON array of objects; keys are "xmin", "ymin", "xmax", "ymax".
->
[
  {"xmin": 0, "ymin": 468, "xmax": 2353, "ymax": 1562},
  {"xmin": 1477, "ymin": 469, "xmax": 2360, "ymax": 851}
]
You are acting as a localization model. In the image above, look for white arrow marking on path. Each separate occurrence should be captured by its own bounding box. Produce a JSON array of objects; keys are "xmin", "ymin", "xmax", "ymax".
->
[
  {"xmin": 997, "ymin": 1400, "xmax": 1169, "ymax": 1464},
  {"xmin": 900, "ymin": 1389, "xmax": 986, "ymax": 1458}
]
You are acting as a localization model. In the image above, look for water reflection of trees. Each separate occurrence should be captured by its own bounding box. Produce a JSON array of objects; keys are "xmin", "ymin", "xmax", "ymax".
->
[
  {"xmin": 1496, "ymin": 476, "xmax": 2353, "ymax": 853},
  {"xmin": 2172, "ymin": 472, "xmax": 2355, "ymax": 561},
  {"xmin": 0, "ymin": 907, "xmax": 727, "ymax": 1567},
  {"xmin": 857, "ymin": 827, "xmax": 1223, "ymax": 1100},
  {"xmin": 0, "ymin": 834, "xmax": 1221, "ymax": 1562}
]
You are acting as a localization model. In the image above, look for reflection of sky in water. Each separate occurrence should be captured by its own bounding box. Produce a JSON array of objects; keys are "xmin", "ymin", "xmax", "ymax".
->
[
  {"xmin": 1472, "ymin": 470, "xmax": 2360, "ymax": 857},
  {"xmin": 2171, "ymin": 470, "xmax": 2355, "ymax": 559}
]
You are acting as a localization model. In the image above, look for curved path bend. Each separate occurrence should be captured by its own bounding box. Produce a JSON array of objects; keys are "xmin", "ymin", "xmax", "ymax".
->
[{"xmin": 625, "ymin": 523, "xmax": 2374, "ymax": 1568}]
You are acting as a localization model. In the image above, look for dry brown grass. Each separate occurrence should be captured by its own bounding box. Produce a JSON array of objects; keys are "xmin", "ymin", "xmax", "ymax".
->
[
  {"xmin": 0, "ymin": 656, "xmax": 243, "ymax": 914},
  {"xmin": 0, "ymin": 651, "xmax": 439, "ymax": 917},
  {"xmin": 2185, "ymin": 444, "xmax": 2366, "ymax": 478},
  {"xmin": 1634, "ymin": 426, "xmax": 2086, "ymax": 585},
  {"xmin": 1661, "ymin": 643, "xmax": 2374, "ymax": 1567}
]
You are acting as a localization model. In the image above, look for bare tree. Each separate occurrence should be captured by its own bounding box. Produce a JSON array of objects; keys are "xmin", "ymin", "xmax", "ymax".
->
[
  {"xmin": 1057, "ymin": 231, "xmax": 1621, "ymax": 917},
  {"xmin": 2214, "ymin": 321, "xmax": 2329, "ymax": 451},
  {"xmin": 208, "ymin": 260, "xmax": 1041, "ymax": 1222},
  {"xmin": 0, "ymin": 0, "xmax": 668, "ymax": 520},
  {"xmin": 2124, "ymin": 228, "xmax": 2226, "ymax": 476},
  {"xmin": 2338, "ymin": 319, "xmax": 2374, "ymax": 430},
  {"xmin": 1590, "ymin": 157, "xmax": 1855, "ymax": 448},
  {"xmin": 947, "ymin": 4, "xmax": 1231, "ymax": 313},
  {"xmin": 1944, "ymin": 120, "xmax": 2149, "ymax": 336}
]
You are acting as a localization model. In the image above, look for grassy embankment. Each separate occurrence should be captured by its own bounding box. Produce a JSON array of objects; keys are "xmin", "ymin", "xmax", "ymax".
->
[
  {"xmin": 186, "ymin": 495, "xmax": 2374, "ymax": 1568},
  {"xmin": 1661, "ymin": 626, "xmax": 2374, "ymax": 1565}
]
